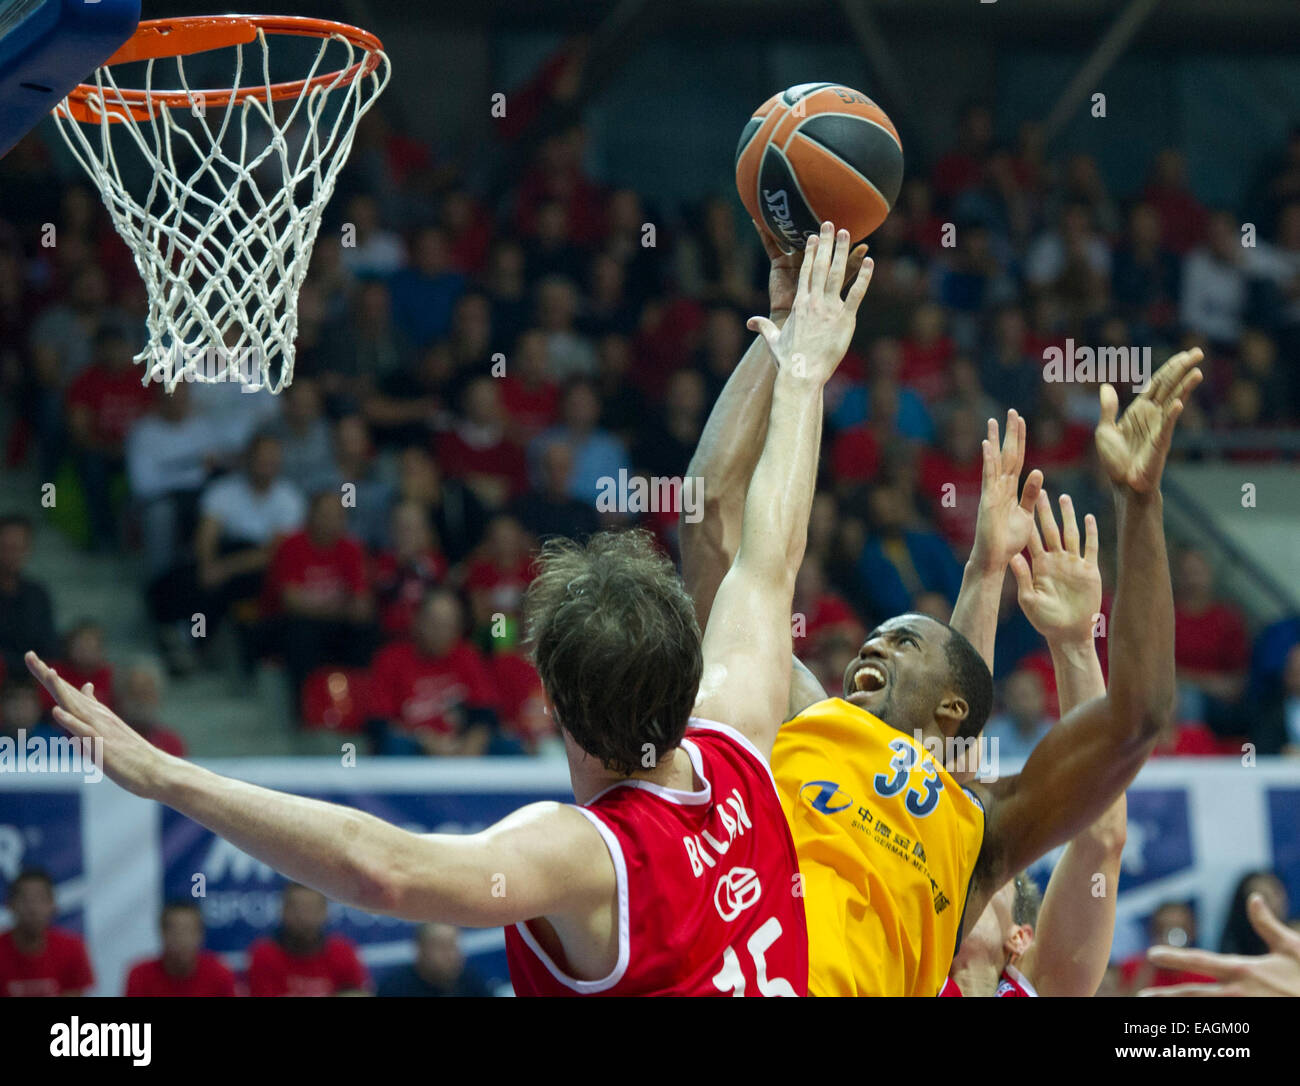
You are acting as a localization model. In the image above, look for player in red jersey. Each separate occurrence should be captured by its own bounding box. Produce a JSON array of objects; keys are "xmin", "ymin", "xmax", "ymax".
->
[
  {"xmin": 26, "ymin": 228, "xmax": 874, "ymax": 997},
  {"xmin": 124, "ymin": 901, "xmax": 237, "ymax": 997},
  {"xmin": 944, "ymin": 492, "xmax": 1126, "ymax": 998}
]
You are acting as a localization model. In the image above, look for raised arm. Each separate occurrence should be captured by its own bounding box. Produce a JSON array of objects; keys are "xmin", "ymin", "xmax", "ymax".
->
[
  {"xmin": 1007, "ymin": 492, "xmax": 1124, "ymax": 997},
  {"xmin": 949, "ymin": 411, "xmax": 1043, "ymax": 671},
  {"xmin": 693, "ymin": 223, "xmax": 873, "ymax": 758},
  {"xmin": 25, "ymin": 652, "xmax": 612, "ymax": 928},
  {"xmin": 971, "ymin": 348, "xmax": 1203, "ymax": 902}
]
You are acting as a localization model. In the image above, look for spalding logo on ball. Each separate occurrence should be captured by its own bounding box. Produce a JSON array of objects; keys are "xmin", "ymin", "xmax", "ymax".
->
[{"xmin": 736, "ymin": 82, "xmax": 904, "ymax": 251}]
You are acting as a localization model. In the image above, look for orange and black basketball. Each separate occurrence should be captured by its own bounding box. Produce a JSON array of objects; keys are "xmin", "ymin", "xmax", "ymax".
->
[{"xmin": 736, "ymin": 82, "xmax": 903, "ymax": 251}]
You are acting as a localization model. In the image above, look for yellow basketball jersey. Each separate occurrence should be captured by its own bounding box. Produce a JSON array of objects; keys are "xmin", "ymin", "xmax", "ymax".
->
[{"xmin": 772, "ymin": 698, "xmax": 985, "ymax": 997}]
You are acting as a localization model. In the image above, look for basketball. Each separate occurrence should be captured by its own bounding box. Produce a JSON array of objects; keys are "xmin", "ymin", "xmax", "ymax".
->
[{"xmin": 735, "ymin": 82, "xmax": 904, "ymax": 251}]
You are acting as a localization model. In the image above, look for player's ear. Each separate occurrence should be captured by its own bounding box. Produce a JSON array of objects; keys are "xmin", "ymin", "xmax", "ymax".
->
[
  {"xmin": 1006, "ymin": 923, "xmax": 1033, "ymax": 958},
  {"xmin": 935, "ymin": 695, "xmax": 969, "ymax": 737}
]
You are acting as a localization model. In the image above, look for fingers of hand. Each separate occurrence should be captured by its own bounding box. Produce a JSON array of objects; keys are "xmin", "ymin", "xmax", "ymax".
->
[
  {"xmin": 827, "ymin": 227, "xmax": 851, "ymax": 296},
  {"xmin": 1246, "ymin": 892, "xmax": 1296, "ymax": 952},
  {"xmin": 1020, "ymin": 468, "xmax": 1044, "ymax": 512},
  {"xmin": 1010, "ymin": 553, "xmax": 1034, "ymax": 596},
  {"xmin": 1150, "ymin": 347, "xmax": 1204, "ymax": 404},
  {"xmin": 797, "ymin": 234, "xmax": 818, "ymax": 296},
  {"xmin": 1058, "ymin": 494, "xmax": 1081, "ymax": 555},
  {"xmin": 810, "ymin": 221, "xmax": 834, "ymax": 292},
  {"xmin": 747, "ymin": 315, "xmax": 780, "ymax": 351},
  {"xmin": 1036, "ymin": 490, "xmax": 1063, "ymax": 551},
  {"xmin": 1098, "ymin": 382, "xmax": 1119, "ymax": 426},
  {"xmin": 1084, "ymin": 513, "xmax": 1099, "ymax": 565},
  {"xmin": 844, "ymin": 257, "xmax": 874, "ymax": 312}
]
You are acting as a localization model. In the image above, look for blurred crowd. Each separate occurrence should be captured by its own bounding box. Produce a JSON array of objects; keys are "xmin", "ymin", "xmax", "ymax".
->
[{"xmin": 1, "ymin": 43, "xmax": 1300, "ymax": 763}]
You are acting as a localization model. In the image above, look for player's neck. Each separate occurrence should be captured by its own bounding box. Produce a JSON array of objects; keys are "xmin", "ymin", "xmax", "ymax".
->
[
  {"xmin": 567, "ymin": 744, "xmax": 697, "ymax": 805},
  {"xmin": 949, "ymin": 957, "xmax": 1001, "ymax": 998}
]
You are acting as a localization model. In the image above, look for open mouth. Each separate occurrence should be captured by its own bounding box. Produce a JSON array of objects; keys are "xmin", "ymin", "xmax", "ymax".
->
[{"xmin": 852, "ymin": 662, "xmax": 888, "ymax": 694}]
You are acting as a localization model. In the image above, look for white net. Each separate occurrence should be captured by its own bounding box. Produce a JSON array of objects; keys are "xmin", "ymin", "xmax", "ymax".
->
[{"xmin": 52, "ymin": 24, "xmax": 390, "ymax": 394}]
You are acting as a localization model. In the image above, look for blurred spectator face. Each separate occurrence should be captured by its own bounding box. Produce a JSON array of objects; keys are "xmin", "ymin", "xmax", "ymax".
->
[
  {"xmin": 346, "ymin": 195, "xmax": 380, "ymax": 237},
  {"xmin": 1, "ymin": 682, "xmax": 42, "ymax": 732},
  {"xmin": 948, "ymin": 356, "xmax": 980, "ymax": 397},
  {"xmin": 452, "ymin": 293, "xmax": 491, "ymax": 348},
  {"xmin": 868, "ymin": 486, "xmax": 908, "ymax": 533},
  {"xmin": 355, "ymin": 282, "xmax": 392, "ymax": 329},
  {"xmin": 121, "ymin": 664, "xmax": 164, "ymax": 728},
  {"xmin": 415, "ymin": 592, "xmax": 463, "ymax": 656},
  {"xmin": 704, "ymin": 198, "xmax": 735, "ymax": 243},
  {"xmin": 666, "ymin": 369, "xmax": 705, "ymax": 417},
  {"xmin": 390, "ymin": 502, "xmax": 432, "ymax": 559},
  {"xmin": 1066, "ymin": 153, "xmax": 1101, "ymax": 194},
  {"xmin": 68, "ymin": 624, "xmax": 105, "ymax": 670},
  {"xmin": 413, "ymin": 227, "xmax": 450, "ymax": 275},
  {"xmin": 597, "ymin": 334, "xmax": 631, "ymax": 380},
  {"xmin": 994, "ymin": 307, "xmax": 1026, "ymax": 351},
  {"xmin": 913, "ymin": 591, "xmax": 952, "ymax": 624},
  {"xmin": 590, "ymin": 253, "xmax": 624, "ymax": 301},
  {"xmin": 536, "ymin": 277, "xmax": 578, "ymax": 331},
  {"xmin": 399, "ymin": 448, "xmax": 440, "ymax": 504},
  {"xmin": 1238, "ymin": 330, "xmax": 1276, "ymax": 376},
  {"xmin": 489, "ymin": 241, "xmax": 525, "ymax": 290},
  {"xmin": 910, "ymin": 303, "xmax": 945, "ymax": 345},
  {"xmin": 535, "ymin": 201, "xmax": 569, "ymax": 245},
  {"xmin": 1061, "ymin": 204, "xmax": 1093, "ymax": 244},
  {"xmin": 607, "ymin": 189, "xmax": 643, "ymax": 236},
  {"xmin": 514, "ymin": 329, "xmax": 549, "ymax": 382},
  {"xmin": 485, "ymin": 515, "xmax": 527, "ymax": 561},
  {"xmin": 1207, "ymin": 212, "xmax": 1239, "ymax": 259},
  {"xmin": 442, "ymin": 190, "xmax": 474, "ymax": 233},
  {"xmin": 1129, "ymin": 203, "xmax": 1162, "ymax": 248},
  {"xmin": 961, "ymin": 104, "xmax": 994, "ymax": 150},
  {"xmin": 307, "ymin": 493, "xmax": 346, "ymax": 544},
  {"xmin": 808, "ymin": 492, "xmax": 837, "ymax": 554},
  {"xmin": 1176, "ymin": 549, "xmax": 1214, "ymax": 599},
  {"xmin": 416, "ymin": 923, "xmax": 464, "ymax": 984},
  {"xmin": 1226, "ymin": 379, "xmax": 1262, "ymax": 426},
  {"xmin": 0, "ymin": 520, "xmax": 33, "ymax": 580},
  {"xmin": 161, "ymin": 908, "xmax": 204, "ymax": 968},
  {"xmin": 1151, "ymin": 149, "xmax": 1187, "ymax": 189},
  {"xmin": 943, "ymin": 409, "xmax": 981, "ymax": 460},
  {"xmin": 540, "ymin": 442, "xmax": 574, "ymax": 496},
  {"xmin": 463, "ymin": 378, "xmax": 502, "ymax": 428},
  {"xmin": 794, "ymin": 558, "xmax": 826, "ymax": 610},
  {"xmin": 1003, "ymin": 669, "xmax": 1046, "ymax": 729},
  {"xmin": 8, "ymin": 876, "xmax": 55, "ymax": 936},
  {"xmin": 280, "ymin": 885, "xmax": 328, "ymax": 943},
  {"xmin": 247, "ymin": 436, "xmax": 284, "ymax": 487},
  {"xmin": 900, "ymin": 178, "xmax": 933, "ymax": 217},
  {"xmin": 561, "ymin": 382, "xmax": 601, "ymax": 431},
  {"xmin": 284, "ymin": 379, "xmax": 322, "ymax": 428},
  {"xmin": 335, "ymin": 415, "xmax": 371, "ymax": 464},
  {"xmin": 1150, "ymin": 902, "xmax": 1196, "ymax": 948},
  {"xmin": 869, "ymin": 337, "xmax": 903, "ymax": 380}
]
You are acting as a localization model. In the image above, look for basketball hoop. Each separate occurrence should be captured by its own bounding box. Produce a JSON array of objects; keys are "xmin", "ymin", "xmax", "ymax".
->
[{"xmin": 52, "ymin": 15, "xmax": 391, "ymax": 394}]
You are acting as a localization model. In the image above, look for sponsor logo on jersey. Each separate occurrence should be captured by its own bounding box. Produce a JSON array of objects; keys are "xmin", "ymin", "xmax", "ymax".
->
[
  {"xmin": 799, "ymin": 780, "xmax": 853, "ymax": 815},
  {"xmin": 714, "ymin": 866, "xmax": 762, "ymax": 922}
]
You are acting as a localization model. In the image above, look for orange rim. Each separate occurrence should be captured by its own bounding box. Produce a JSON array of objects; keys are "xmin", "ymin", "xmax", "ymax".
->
[{"xmin": 61, "ymin": 14, "xmax": 386, "ymax": 124}]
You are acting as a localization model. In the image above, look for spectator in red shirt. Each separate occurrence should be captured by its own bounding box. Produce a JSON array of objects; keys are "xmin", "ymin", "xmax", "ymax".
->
[
  {"xmin": 0, "ymin": 869, "xmax": 94, "ymax": 997},
  {"xmin": 1119, "ymin": 901, "xmax": 1215, "ymax": 995},
  {"xmin": 899, "ymin": 302, "xmax": 955, "ymax": 402},
  {"xmin": 1173, "ymin": 548, "xmax": 1250, "ymax": 726},
  {"xmin": 261, "ymin": 491, "xmax": 377, "ymax": 718},
  {"xmin": 246, "ymin": 884, "xmax": 369, "ymax": 997},
  {"xmin": 41, "ymin": 620, "xmax": 113, "ymax": 714},
  {"xmin": 118, "ymin": 657, "xmax": 187, "ymax": 757},
  {"xmin": 462, "ymin": 514, "xmax": 536, "ymax": 648},
  {"xmin": 932, "ymin": 103, "xmax": 994, "ymax": 200},
  {"xmin": 372, "ymin": 501, "xmax": 448, "ymax": 639},
  {"xmin": 490, "ymin": 652, "xmax": 559, "ymax": 755},
  {"xmin": 1142, "ymin": 148, "xmax": 1209, "ymax": 255},
  {"xmin": 918, "ymin": 407, "xmax": 985, "ymax": 551},
  {"xmin": 366, "ymin": 588, "xmax": 497, "ymax": 757},
  {"xmin": 65, "ymin": 324, "xmax": 155, "ymax": 550},
  {"xmin": 435, "ymin": 376, "xmax": 529, "ymax": 510},
  {"xmin": 125, "ymin": 902, "xmax": 236, "ymax": 997},
  {"xmin": 499, "ymin": 329, "xmax": 559, "ymax": 445}
]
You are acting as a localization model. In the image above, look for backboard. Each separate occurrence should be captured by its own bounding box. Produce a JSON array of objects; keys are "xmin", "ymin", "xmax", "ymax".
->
[{"xmin": 0, "ymin": 0, "xmax": 139, "ymax": 158}]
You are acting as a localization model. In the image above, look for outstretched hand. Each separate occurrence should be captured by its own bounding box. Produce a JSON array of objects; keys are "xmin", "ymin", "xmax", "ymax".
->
[
  {"xmin": 1095, "ymin": 347, "xmax": 1203, "ymax": 494},
  {"xmin": 755, "ymin": 220, "xmax": 867, "ymax": 323},
  {"xmin": 1010, "ymin": 492, "xmax": 1102, "ymax": 645},
  {"xmin": 1142, "ymin": 894, "xmax": 1300, "ymax": 997},
  {"xmin": 747, "ymin": 221, "xmax": 874, "ymax": 386},
  {"xmin": 969, "ymin": 409, "xmax": 1044, "ymax": 573},
  {"xmin": 25, "ymin": 650, "xmax": 170, "ymax": 799}
]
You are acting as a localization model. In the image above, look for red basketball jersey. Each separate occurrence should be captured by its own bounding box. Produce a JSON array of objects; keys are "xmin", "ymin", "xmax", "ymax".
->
[
  {"xmin": 939, "ymin": 964, "xmax": 1038, "ymax": 998},
  {"xmin": 505, "ymin": 720, "xmax": 808, "ymax": 996}
]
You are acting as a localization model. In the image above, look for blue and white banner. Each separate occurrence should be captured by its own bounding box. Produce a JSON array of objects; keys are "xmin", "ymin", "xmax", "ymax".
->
[{"xmin": 1, "ymin": 757, "xmax": 1297, "ymax": 995}]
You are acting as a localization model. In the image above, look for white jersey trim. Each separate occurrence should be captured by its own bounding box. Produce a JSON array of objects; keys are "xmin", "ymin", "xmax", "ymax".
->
[
  {"xmin": 583, "ymin": 737, "xmax": 713, "ymax": 807},
  {"xmin": 512, "ymin": 805, "xmax": 631, "ymax": 995},
  {"xmin": 685, "ymin": 717, "xmax": 784, "ymax": 806},
  {"xmin": 1001, "ymin": 963, "xmax": 1039, "ymax": 997}
]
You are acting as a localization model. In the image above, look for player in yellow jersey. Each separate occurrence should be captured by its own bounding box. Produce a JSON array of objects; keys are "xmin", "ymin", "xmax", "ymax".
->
[{"xmin": 684, "ymin": 220, "xmax": 1201, "ymax": 995}]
